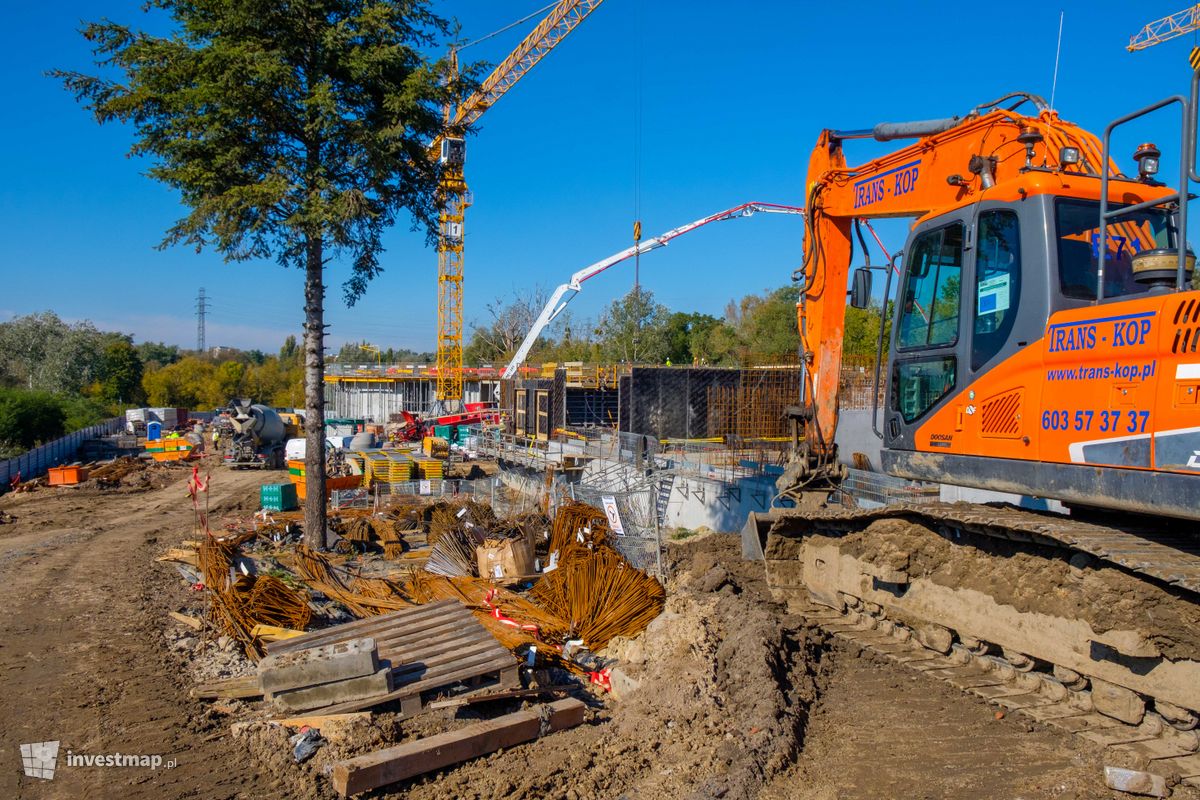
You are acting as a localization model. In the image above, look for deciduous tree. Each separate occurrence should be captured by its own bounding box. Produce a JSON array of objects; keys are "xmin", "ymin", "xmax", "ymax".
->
[
  {"xmin": 100, "ymin": 340, "xmax": 146, "ymax": 404},
  {"xmin": 596, "ymin": 288, "xmax": 671, "ymax": 364},
  {"xmin": 0, "ymin": 389, "xmax": 66, "ymax": 453}
]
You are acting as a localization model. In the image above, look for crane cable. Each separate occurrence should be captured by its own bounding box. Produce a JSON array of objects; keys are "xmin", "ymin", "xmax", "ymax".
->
[
  {"xmin": 631, "ymin": 2, "xmax": 644, "ymax": 296},
  {"xmin": 458, "ymin": 2, "xmax": 558, "ymax": 50}
]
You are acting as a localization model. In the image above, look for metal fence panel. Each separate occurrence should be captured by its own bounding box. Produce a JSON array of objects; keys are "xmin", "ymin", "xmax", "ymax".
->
[
  {"xmin": 0, "ymin": 417, "xmax": 125, "ymax": 490},
  {"xmin": 831, "ymin": 468, "xmax": 941, "ymax": 508},
  {"xmin": 563, "ymin": 482, "xmax": 665, "ymax": 579}
]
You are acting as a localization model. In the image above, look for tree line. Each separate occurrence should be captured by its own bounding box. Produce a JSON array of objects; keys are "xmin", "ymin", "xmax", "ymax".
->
[
  {"xmin": 0, "ymin": 289, "xmax": 889, "ymax": 456},
  {"xmin": 463, "ymin": 284, "xmax": 891, "ymax": 368},
  {"xmin": 0, "ymin": 312, "xmax": 307, "ymax": 456}
]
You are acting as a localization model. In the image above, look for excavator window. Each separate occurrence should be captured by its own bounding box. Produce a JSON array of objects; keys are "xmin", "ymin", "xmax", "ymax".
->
[
  {"xmin": 892, "ymin": 222, "xmax": 964, "ymax": 424},
  {"xmin": 1055, "ymin": 199, "xmax": 1171, "ymax": 300},
  {"xmin": 973, "ymin": 210, "xmax": 1021, "ymax": 370},
  {"xmin": 893, "ymin": 357, "xmax": 957, "ymax": 424},
  {"xmin": 897, "ymin": 223, "xmax": 963, "ymax": 350}
]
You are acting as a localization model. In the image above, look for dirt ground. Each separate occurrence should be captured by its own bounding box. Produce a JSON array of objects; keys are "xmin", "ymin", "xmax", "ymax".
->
[
  {"xmin": 0, "ymin": 461, "xmax": 275, "ymax": 800},
  {"xmin": 0, "ymin": 465, "xmax": 1167, "ymax": 799}
]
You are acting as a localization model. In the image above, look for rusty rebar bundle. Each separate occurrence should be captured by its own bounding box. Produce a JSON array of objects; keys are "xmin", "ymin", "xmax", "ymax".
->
[
  {"xmin": 549, "ymin": 501, "xmax": 613, "ymax": 556},
  {"xmin": 427, "ymin": 499, "xmax": 497, "ymax": 544},
  {"xmin": 197, "ymin": 532, "xmax": 310, "ymax": 660},
  {"xmin": 340, "ymin": 516, "xmax": 374, "ymax": 543},
  {"xmin": 233, "ymin": 575, "xmax": 311, "ymax": 631},
  {"xmin": 291, "ymin": 545, "xmax": 411, "ymax": 617},
  {"xmin": 529, "ymin": 545, "xmax": 665, "ymax": 650}
]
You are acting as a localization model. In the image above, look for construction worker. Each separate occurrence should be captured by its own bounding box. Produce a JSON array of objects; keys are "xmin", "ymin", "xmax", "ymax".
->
[{"xmin": 212, "ymin": 429, "xmax": 221, "ymax": 452}]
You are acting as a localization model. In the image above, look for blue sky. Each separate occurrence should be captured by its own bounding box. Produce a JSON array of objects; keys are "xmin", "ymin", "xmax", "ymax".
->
[{"xmin": 0, "ymin": 1, "xmax": 1195, "ymax": 352}]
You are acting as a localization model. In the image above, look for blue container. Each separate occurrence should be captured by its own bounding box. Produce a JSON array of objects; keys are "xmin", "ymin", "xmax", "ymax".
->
[{"xmin": 147, "ymin": 421, "xmax": 162, "ymax": 441}]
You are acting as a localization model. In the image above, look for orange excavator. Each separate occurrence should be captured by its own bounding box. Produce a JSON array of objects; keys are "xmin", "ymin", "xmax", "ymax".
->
[{"xmin": 748, "ymin": 78, "xmax": 1200, "ymax": 732}]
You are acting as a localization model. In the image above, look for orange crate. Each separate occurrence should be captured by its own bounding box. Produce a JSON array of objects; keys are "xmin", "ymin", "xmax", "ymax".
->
[
  {"xmin": 48, "ymin": 466, "xmax": 88, "ymax": 486},
  {"xmin": 295, "ymin": 474, "xmax": 360, "ymax": 501}
]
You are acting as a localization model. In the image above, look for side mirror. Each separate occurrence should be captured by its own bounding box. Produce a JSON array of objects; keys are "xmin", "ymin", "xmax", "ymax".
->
[{"xmin": 850, "ymin": 267, "xmax": 873, "ymax": 309}]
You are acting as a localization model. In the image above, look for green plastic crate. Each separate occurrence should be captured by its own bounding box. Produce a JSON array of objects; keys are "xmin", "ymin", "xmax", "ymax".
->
[
  {"xmin": 260, "ymin": 482, "xmax": 298, "ymax": 511},
  {"xmin": 433, "ymin": 424, "xmax": 452, "ymax": 441}
]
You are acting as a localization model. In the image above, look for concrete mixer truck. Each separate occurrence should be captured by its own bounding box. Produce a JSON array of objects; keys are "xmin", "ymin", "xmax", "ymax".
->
[{"xmin": 223, "ymin": 398, "xmax": 287, "ymax": 469}]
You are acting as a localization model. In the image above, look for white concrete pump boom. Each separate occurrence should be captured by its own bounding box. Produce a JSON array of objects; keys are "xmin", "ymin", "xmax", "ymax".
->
[{"xmin": 501, "ymin": 202, "xmax": 805, "ymax": 379}]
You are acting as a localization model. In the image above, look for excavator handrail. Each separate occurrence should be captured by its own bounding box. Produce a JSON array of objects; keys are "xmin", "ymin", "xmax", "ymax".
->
[{"xmin": 1098, "ymin": 92, "xmax": 1193, "ymax": 297}]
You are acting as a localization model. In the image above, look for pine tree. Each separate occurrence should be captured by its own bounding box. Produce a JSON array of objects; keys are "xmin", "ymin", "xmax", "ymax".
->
[{"xmin": 54, "ymin": 0, "xmax": 471, "ymax": 546}]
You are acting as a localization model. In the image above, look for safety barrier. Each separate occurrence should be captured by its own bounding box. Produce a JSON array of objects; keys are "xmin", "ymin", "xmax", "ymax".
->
[{"xmin": 0, "ymin": 417, "xmax": 126, "ymax": 491}]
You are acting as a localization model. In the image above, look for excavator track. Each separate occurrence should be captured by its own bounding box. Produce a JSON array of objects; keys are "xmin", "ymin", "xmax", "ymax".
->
[
  {"xmin": 795, "ymin": 597, "xmax": 1200, "ymax": 790},
  {"xmin": 748, "ymin": 501, "xmax": 1200, "ymax": 759}
]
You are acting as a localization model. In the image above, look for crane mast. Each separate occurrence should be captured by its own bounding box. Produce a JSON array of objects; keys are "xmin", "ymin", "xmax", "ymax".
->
[{"xmin": 432, "ymin": 0, "xmax": 604, "ymax": 408}]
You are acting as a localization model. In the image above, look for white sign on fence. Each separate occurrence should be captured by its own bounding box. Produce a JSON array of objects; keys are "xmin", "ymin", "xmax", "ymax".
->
[
  {"xmin": 419, "ymin": 480, "xmax": 431, "ymax": 495},
  {"xmin": 600, "ymin": 495, "xmax": 626, "ymax": 537}
]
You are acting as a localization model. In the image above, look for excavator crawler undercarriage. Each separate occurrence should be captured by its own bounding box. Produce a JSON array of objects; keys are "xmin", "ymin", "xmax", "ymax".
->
[{"xmin": 745, "ymin": 502, "xmax": 1200, "ymax": 729}]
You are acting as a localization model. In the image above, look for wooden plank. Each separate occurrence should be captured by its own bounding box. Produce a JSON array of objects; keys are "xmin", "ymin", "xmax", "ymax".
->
[
  {"xmin": 191, "ymin": 675, "xmax": 262, "ymax": 700},
  {"xmin": 157, "ymin": 548, "xmax": 200, "ymax": 566},
  {"xmin": 273, "ymin": 711, "xmax": 371, "ymax": 729},
  {"xmin": 331, "ymin": 698, "xmax": 586, "ymax": 796},
  {"xmin": 398, "ymin": 656, "xmax": 518, "ymax": 699},
  {"xmin": 266, "ymin": 602, "xmax": 461, "ymax": 654},
  {"xmin": 390, "ymin": 640, "xmax": 514, "ymax": 684},
  {"xmin": 168, "ymin": 611, "xmax": 203, "ymax": 630},
  {"xmin": 380, "ymin": 629, "xmax": 500, "ymax": 667},
  {"xmin": 368, "ymin": 619, "xmax": 495, "ymax": 653},
  {"xmin": 399, "ymin": 650, "xmax": 517, "ymax": 692},
  {"xmin": 283, "ymin": 606, "xmax": 484, "ymax": 656},
  {"xmin": 250, "ymin": 624, "xmax": 306, "ymax": 641},
  {"xmin": 426, "ymin": 685, "xmax": 577, "ymax": 710},
  {"xmin": 318, "ymin": 655, "xmax": 518, "ymax": 715},
  {"xmin": 300, "ymin": 616, "xmax": 486, "ymax": 660}
]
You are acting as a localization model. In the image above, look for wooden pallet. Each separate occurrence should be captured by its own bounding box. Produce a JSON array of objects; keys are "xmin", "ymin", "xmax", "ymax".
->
[{"xmin": 264, "ymin": 600, "xmax": 518, "ymax": 717}]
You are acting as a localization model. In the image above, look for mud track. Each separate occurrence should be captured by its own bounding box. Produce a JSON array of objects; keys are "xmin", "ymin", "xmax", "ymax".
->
[{"xmin": 0, "ymin": 464, "xmax": 271, "ymax": 799}]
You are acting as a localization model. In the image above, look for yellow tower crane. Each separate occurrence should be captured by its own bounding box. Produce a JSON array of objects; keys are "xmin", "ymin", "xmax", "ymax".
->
[
  {"xmin": 429, "ymin": 0, "xmax": 604, "ymax": 409},
  {"xmin": 359, "ymin": 343, "xmax": 382, "ymax": 368},
  {"xmin": 1129, "ymin": 4, "xmax": 1200, "ymax": 51}
]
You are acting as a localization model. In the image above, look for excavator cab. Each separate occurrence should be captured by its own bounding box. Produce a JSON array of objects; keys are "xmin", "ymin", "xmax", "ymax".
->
[{"xmin": 853, "ymin": 81, "xmax": 1200, "ymax": 520}]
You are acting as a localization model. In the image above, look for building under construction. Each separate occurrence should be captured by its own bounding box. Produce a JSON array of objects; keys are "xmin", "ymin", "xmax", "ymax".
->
[{"xmin": 325, "ymin": 362, "xmax": 815, "ymax": 443}]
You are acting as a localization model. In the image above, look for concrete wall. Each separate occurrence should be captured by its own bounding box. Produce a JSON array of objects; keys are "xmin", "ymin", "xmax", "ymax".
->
[{"xmin": 658, "ymin": 473, "xmax": 778, "ymax": 533}]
